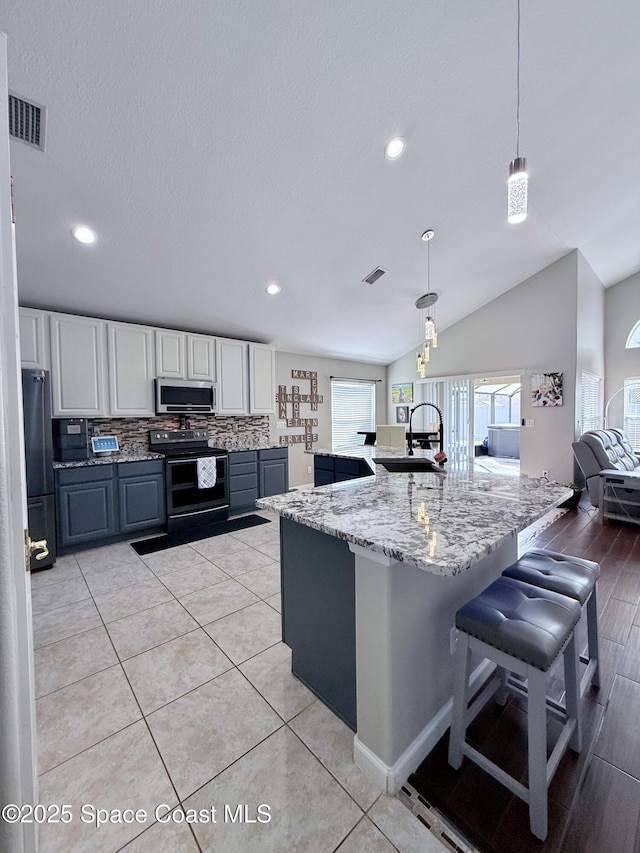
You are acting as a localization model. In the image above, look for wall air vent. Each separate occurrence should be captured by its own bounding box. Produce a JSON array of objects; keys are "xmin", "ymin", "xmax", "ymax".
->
[
  {"xmin": 363, "ymin": 267, "xmax": 387, "ymax": 285},
  {"xmin": 8, "ymin": 93, "xmax": 46, "ymax": 151}
]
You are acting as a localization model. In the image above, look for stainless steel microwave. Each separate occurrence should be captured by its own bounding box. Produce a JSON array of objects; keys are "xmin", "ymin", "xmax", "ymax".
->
[{"xmin": 155, "ymin": 378, "xmax": 218, "ymax": 414}]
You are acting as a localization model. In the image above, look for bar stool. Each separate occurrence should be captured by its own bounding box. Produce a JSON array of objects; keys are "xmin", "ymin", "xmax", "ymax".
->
[
  {"xmin": 502, "ymin": 549, "xmax": 600, "ymax": 696},
  {"xmin": 448, "ymin": 576, "xmax": 582, "ymax": 841}
]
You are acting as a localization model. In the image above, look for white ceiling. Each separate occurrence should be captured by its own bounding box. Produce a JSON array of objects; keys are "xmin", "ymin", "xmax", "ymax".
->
[{"xmin": 4, "ymin": 1, "xmax": 640, "ymax": 365}]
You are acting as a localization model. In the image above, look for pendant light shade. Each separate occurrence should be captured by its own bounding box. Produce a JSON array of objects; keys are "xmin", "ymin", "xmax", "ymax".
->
[
  {"xmin": 508, "ymin": 156, "xmax": 528, "ymax": 224},
  {"xmin": 507, "ymin": 0, "xmax": 528, "ymax": 224},
  {"xmin": 415, "ymin": 230, "xmax": 438, "ymax": 378}
]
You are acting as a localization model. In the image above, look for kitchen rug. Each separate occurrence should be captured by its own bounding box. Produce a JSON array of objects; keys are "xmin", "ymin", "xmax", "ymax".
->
[{"xmin": 130, "ymin": 514, "xmax": 271, "ymax": 555}]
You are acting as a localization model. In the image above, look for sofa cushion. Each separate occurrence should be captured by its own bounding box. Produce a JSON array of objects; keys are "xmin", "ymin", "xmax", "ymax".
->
[{"xmin": 580, "ymin": 429, "xmax": 640, "ymax": 473}]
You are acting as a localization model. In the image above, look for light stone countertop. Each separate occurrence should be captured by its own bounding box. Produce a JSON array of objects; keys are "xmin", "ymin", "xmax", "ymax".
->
[
  {"xmin": 258, "ymin": 450, "xmax": 572, "ymax": 576},
  {"xmin": 53, "ymin": 452, "xmax": 164, "ymax": 469}
]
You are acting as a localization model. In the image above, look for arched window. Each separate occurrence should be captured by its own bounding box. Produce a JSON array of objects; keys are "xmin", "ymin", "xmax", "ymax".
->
[{"xmin": 626, "ymin": 320, "xmax": 640, "ymax": 348}]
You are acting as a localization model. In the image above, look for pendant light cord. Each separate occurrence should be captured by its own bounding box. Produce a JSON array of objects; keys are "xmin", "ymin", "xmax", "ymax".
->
[{"xmin": 516, "ymin": 0, "xmax": 521, "ymax": 158}]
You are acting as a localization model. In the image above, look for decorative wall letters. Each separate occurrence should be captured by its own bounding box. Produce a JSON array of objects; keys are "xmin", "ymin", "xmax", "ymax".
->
[{"xmin": 276, "ymin": 370, "xmax": 323, "ymax": 449}]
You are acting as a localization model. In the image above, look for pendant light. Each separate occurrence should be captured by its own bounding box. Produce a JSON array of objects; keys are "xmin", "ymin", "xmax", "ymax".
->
[
  {"xmin": 416, "ymin": 229, "xmax": 438, "ymax": 379},
  {"xmin": 507, "ymin": 0, "xmax": 528, "ymax": 224}
]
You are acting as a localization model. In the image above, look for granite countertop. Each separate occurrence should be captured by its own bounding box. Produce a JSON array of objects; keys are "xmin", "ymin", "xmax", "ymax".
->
[
  {"xmin": 216, "ymin": 441, "xmax": 285, "ymax": 452},
  {"xmin": 310, "ymin": 445, "xmax": 434, "ymax": 473},
  {"xmin": 53, "ymin": 452, "xmax": 164, "ymax": 469},
  {"xmin": 257, "ymin": 463, "xmax": 572, "ymax": 577}
]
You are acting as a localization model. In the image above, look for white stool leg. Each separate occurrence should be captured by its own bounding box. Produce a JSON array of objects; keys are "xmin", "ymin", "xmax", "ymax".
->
[
  {"xmin": 526, "ymin": 666, "xmax": 549, "ymax": 842},
  {"xmin": 563, "ymin": 632, "xmax": 582, "ymax": 753},
  {"xmin": 586, "ymin": 588, "xmax": 600, "ymax": 689},
  {"xmin": 448, "ymin": 633, "xmax": 470, "ymax": 770}
]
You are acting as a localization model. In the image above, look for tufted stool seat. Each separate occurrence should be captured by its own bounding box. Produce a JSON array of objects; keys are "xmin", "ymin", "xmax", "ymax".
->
[
  {"xmin": 448, "ymin": 576, "xmax": 582, "ymax": 841},
  {"xmin": 503, "ymin": 548, "xmax": 600, "ymax": 695}
]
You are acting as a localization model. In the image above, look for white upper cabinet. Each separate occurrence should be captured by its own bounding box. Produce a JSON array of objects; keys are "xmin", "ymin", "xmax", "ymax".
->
[
  {"xmin": 249, "ymin": 344, "xmax": 276, "ymax": 414},
  {"xmin": 156, "ymin": 329, "xmax": 216, "ymax": 382},
  {"xmin": 155, "ymin": 329, "xmax": 186, "ymax": 378},
  {"xmin": 19, "ymin": 307, "xmax": 49, "ymax": 369},
  {"xmin": 49, "ymin": 313, "xmax": 108, "ymax": 416},
  {"xmin": 186, "ymin": 334, "xmax": 216, "ymax": 381},
  {"xmin": 107, "ymin": 323, "xmax": 155, "ymax": 416},
  {"xmin": 216, "ymin": 338, "xmax": 248, "ymax": 415}
]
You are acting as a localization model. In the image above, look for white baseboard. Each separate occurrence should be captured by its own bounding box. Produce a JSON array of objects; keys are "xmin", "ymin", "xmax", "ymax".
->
[{"xmin": 354, "ymin": 659, "xmax": 495, "ymax": 794}]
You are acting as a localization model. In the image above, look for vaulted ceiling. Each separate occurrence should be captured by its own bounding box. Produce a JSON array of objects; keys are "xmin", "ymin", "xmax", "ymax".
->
[{"xmin": 4, "ymin": 1, "xmax": 640, "ymax": 364}]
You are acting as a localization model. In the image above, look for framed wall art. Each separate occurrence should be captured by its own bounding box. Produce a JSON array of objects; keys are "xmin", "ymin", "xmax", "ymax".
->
[
  {"xmin": 396, "ymin": 405, "xmax": 409, "ymax": 424},
  {"xmin": 391, "ymin": 383, "xmax": 413, "ymax": 404},
  {"xmin": 531, "ymin": 372, "xmax": 563, "ymax": 407}
]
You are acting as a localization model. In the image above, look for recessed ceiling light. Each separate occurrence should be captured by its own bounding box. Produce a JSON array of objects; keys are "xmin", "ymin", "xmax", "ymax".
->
[
  {"xmin": 384, "ymin": 137, "xmax": 406, "ymax": 160},
  {"xmin": 71, "ymin": 225, "xmax": 96, "ymax": 244},
  {"xmin": 265, "ymin": 281, "xmax": 281, "ymax": 295}
]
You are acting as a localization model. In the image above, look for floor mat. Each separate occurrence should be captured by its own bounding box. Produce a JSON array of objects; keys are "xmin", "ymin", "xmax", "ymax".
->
[{"xmin": 131, "ymin": 514, "xmax": 271, "ymax": 555}]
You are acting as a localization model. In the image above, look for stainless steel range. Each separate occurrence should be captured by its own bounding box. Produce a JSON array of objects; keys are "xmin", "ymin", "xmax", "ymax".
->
[{"xmin": 149, "ymin": 429, "xmax": 229, "ymax": 531}]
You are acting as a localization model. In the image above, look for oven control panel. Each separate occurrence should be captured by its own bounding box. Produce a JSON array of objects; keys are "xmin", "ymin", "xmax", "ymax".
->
[{"xmin": 149, "ymin": 429, "xmax": 210, "ymax": 444}]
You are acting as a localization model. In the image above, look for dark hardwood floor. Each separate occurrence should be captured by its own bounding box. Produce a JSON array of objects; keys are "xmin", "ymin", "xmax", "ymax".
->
[{"xmin": 408, "ymin": 500, "xmax": 640, "ymax": 853}]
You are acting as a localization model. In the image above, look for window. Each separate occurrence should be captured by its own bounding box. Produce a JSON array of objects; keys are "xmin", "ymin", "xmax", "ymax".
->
[
  {"xmin": 624, "ymin": 378, "xmax": 640, "ymax": 451},
  {"xmin": 581, "ymin": 371, "xmax": 602, "ymax": 433},
  {"xmin": 331, "ymin": 379, "xmax": 376, "ymax": 452},
  {"xmin": 626, "ymin": 320, "xmax": 640, "ymax": 349}
]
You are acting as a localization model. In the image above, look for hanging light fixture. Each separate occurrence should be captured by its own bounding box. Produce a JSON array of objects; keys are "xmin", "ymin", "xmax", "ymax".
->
[
  {"xmin": 507, "ymin": 0, "xmax": 528, "ymax": 224},
  {"xmin": 416, "ymin": 229, "xmax": 438, "ymax": 378}
]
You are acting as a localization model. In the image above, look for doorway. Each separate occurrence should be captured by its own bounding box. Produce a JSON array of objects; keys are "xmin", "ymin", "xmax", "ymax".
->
[
  {"xmin": 473, "ymin": 376, "xmax": 521, "ymax": 476},
  {"xmin": 415, "ymin": 374, "xmax": 521, "ymax": 475}
]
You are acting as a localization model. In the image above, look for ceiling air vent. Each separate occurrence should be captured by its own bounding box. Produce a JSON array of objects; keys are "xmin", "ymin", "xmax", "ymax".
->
[
  {"xmin": 363, "ymin": 267, "xmax": 387, "ymax": 285},
  {"xmin": 8, "ymin": 93, "xmax": 46, "ymax": 151}
]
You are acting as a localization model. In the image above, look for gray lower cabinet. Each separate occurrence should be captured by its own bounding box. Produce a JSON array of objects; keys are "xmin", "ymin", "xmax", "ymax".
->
[
  {"xmin": 314, "ymin": 454, "xmax": 372, "ymax": 486},
  {"xmin": 281, "ymin": 517, "xmax": 356, "ymax": 730},
  {"xmin": 56, "ymin": 460, "xmax": 165, "ymax": 552},
  {"xmin": 228, "ymin": 451, "xmax": 258, "ymax": 514},
  {"xmin": 229, "ymin": 447, "xmax": 289, "ymax": 513},
  {"xmin": 258, "ymin": 448, "xmax": 289, "ymax": 497},
  {"xmin": 118, "ymin": 461, "xmax": 166, "ymax": 533}
]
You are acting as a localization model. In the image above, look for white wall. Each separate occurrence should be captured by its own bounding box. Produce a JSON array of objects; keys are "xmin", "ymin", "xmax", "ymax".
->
[
  {"xmin": 272, "ymin": 351, "xmax": 387, "ymax": 486},
  {"xmin": 604, "ymin": 271, "xmax": 640, "ymax": 427},
  {"xmin": 388, "ymin": 252, "xmax": 583, "ymax": 484}
]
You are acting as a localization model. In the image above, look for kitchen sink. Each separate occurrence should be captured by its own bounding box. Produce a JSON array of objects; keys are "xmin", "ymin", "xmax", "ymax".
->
[{"xmin": 373, "ymin": 458, "xmax": 444, "ymax": 473}]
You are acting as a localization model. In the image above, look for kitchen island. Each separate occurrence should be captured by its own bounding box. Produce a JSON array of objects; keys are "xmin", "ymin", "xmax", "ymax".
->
[{"xmin": 258, "ymin": 448, "xmax": 572, "ymax": 793}]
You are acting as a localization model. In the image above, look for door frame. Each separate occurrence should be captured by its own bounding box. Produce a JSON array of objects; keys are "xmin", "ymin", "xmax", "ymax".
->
[{"xmin": 0, "ymin": 31, "xmax": 38, "ymax": 853}]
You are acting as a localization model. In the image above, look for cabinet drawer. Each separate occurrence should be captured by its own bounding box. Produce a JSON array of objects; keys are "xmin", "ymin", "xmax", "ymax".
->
[
  {"xmin": 56, "ymin": 465, "xmax": 114, "ymax": 486},
  {"xmin": 229, "ymin": 473, "xmax": 258, "ymax": 492},
  {"xmin": 117, "ymin": 460, "xmax": 165, "ymax": 478},
  {"xmin": 258, "ymin": 448, "xmax": 288, "ymax": 461},
  {"xmin": 229, "ymin": 451, "xmax": 257, "ymax": 465},
  {"xmin": 230, "ymin": 488, "xmax": 257, "ymax": 509},
  {"xmin": 228, "ymin": 461, "xmax": 257, "ymax": 477}
]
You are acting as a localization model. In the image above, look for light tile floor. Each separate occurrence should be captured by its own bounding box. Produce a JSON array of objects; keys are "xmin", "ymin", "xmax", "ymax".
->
[{"xmin": 31, "ymin": 511, "xmax": 446, "ymax": 853}]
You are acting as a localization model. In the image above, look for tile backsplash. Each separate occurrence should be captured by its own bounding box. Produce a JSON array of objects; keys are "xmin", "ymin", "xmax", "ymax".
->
[{"xmin": 88, "ymin": 415, "xmax": 271, "ymax": 452}]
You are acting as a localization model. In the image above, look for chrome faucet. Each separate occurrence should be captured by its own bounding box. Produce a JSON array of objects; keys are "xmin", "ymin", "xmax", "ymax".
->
[{"xmin": 407, "ymin": 402, "xmax": 444, "ymax": 456}]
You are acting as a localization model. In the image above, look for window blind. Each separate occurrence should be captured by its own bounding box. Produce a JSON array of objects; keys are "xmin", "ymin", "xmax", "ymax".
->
[
  {"xmin": 331, "ymin": 379, "xmax": 376, "ymax": 451},
  {"xmin": 581, "ymin": 372, "xmax": 602, "ymax": 433},
  {"xmin": 624, "ymin": 377, "xmax": 640, "ymax": 451}
]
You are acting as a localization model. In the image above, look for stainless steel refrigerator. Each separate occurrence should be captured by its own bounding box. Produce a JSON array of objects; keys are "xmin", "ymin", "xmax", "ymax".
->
[{"xmin": 22, "ymin": 368, "xmax": 56, "ymax": 569}]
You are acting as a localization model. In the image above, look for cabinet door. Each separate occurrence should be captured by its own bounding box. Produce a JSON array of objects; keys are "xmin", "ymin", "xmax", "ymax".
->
[
  {"xmin": 155, "ymin": 329, "xmax": 186, "ymax": 378},
  {"xmin": 57, "ymin": 477, "xmax": 116, "ymax": 548},
  {"xmin": 249, "ymin": 343, "xmax": 276, "ymax": 414},
  {"xmin": 19, "ymin": 307, "xmax": 50, "ymax": 369},
  {"xmin": 49, "ymin": 313, "xmax": 107, "ymax": 416},
  {"xmin": 187, "ymin": 334, "xmax": 216, "ymax": 381},
  {"xmin": 259, "ymin": 458, "xmax": 289, "ymax": 497},
  {"xmin": 108, "ymin": 323, "xmax": 155, "ymax": 416},
  {"xmin": 118, "ymin": 472, "xmax": 166, "ymax": 532},
  {"xmin": 216, "ymin": 338, "xmax": 248, "ymax": 415}
]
